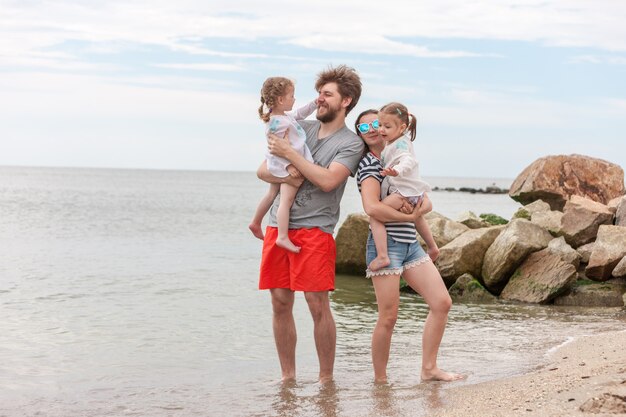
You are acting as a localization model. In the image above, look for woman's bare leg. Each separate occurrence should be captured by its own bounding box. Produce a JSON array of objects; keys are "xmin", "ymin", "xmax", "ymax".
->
[
  {"xmin": 249, "ymin": 183, "xmax": 279, "ymax": 240},
  {"xmin": 371, "ymin": 274, "xmax": 401, "ymax": 383},
  {"xmin": 403, "ymin": 261, "xmax": 464, "ymax": 381},
  {"xmin": 275, "ymin": 183, "xmax": 300, "ymax": 253}
]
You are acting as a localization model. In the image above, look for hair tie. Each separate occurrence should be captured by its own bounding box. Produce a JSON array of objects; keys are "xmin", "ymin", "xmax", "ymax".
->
[{"xmin": 396, "ymin": 108, "xmax": 402, "ymax": 116}]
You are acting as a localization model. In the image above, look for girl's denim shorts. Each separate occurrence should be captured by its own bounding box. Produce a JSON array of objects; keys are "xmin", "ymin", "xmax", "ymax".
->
[{"xmin": 365, "ymin": 232, "xmax": 431, "ymax": 278}]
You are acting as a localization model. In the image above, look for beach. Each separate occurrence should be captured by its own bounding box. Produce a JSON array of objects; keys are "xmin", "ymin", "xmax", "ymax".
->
[{"xmin": 433, "ymin": 329, "xmax": 626, "ymax": 417}]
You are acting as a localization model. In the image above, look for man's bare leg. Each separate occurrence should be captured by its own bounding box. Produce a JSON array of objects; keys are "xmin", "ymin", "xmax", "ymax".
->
[
  {"xmin": 304, "ymin": 291, "xmax": 335, "ymax": 383},
  {"xmin": 271, "ymin": 288, "xmax": 297, "ymax": 381}
]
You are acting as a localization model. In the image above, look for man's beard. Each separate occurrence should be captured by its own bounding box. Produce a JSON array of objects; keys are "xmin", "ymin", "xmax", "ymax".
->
[{"xmin": 316, "ymin": 103, "xmax": 340, "ymax": 123}]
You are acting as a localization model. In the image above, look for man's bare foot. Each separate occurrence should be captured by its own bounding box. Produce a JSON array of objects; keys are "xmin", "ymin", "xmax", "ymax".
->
[
  {"xmin": 374, "ymin": 376, "xmax": 388, "ymax": 385},
  {"xmin": 421, "ymin": 368, "xmax": 466, "ymax": 382},
  {"xmin": 281, "ymin": 376, "xmax": 296, "ymax": 385},
  {"xmin": 318, "ymin": 375, "xmax": 334, "ymax": 384},
  {"xmin": 276, "ymin": 236, "xmax": 301, "ymax": 253},
  {"xmin": 368, "ymin": 255, "xmax": 390, "ymax": 271},
  {"xmin": 248, "ymin": 223, "xmax": 265, "ymax": 240}
]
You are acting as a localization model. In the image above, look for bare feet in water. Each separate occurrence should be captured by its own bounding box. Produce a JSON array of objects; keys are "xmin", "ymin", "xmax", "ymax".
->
[
  {"xmin": 276, "ymin": 236, "xmax": 301, "ymax": 253},
  {"xmin": 368, "ymin": 255, "xmax": 390, "ymax": 271},
  {"xmin": 248, "ymin": 223, "xmax": 265, "ymax": 240},
  {"xmin": 421, "ymin": 368, "xmax": 466, "ymax": 382}
]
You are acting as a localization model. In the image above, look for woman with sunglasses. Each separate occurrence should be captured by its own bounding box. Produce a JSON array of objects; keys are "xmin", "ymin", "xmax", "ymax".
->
[{"xmin": 355, "ymin": 109, "xmax": 463, "ymax": 384}]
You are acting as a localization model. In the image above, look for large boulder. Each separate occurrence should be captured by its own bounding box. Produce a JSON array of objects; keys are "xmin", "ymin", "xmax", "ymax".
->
[
  {"xmin": 509, "ymin": 154, "xmax": 625, "ymax": 211},
  {"xmin": 613, "ymin": 257, "xmax": 626, "ymax": 278},
  {"xmin": 448, "ymin": 273, "xmax": 497, "ymax": 303},
  {"xmin": 335, "ymin": 213, "xmax": 369, "ymax": 275},
  {"xmin": 616, "ymin": 196, "xmax": 626, "ymax": 226},
  {"xmin": 554, "ymin": 279, "xmax": 626, "ymax": 307},
  {"xmin": 586, "ymin": 225, "xmax": 626, "ymax": 281},
  {"xmin": 436, "ymin": 226, "xmax": 504, "ymax": 286},
  {"xmin": 481, "ymin": 218, "xmax": 553, "ymax": 293},
  {"xmin": 500, "ymin": 248, "xmax": 577, "ymax": 304},
  {"xmin": 576, "ymin": 242, "xmax": 595, "ymax": 264},
  {"xmin": 560, "ymin": 195, "xmax": 614, "ymax": 248},
  {"xmin": 531, "ymin": 210, "xmax": 564, "ymax": 236},
  {"xmin": 417, "ymin": 212, "xmax": 470, "ymax": 249},
  {"xmin": 547, "ymin": 236, "xmax": 581, "ymax": 269}
]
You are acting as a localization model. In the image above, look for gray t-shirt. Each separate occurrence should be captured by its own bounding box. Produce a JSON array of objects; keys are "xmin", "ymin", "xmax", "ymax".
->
[{"xmin": 268, "ymin": 120, "xmax": 365, "ymax": 234}]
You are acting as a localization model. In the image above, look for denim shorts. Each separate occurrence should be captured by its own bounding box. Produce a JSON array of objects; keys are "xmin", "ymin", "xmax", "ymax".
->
[{"xmin": 365, "ymin": 232, "xmax": 431, "ymax": 278}]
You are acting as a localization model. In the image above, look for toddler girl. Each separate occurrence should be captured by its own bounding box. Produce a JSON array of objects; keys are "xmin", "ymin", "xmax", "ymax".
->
[
  {"xmin": 249, "ymin": 77, "xmax": 316, "ymax": 253},
  {"xmin": 368, "ymin": 102, "xmax": 437, "ymax": 271}
]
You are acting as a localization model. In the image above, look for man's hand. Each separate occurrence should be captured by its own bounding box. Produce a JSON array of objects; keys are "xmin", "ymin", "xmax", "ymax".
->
[
  {"xmin": 267, "ymin": 131, "xmax": 292, "ymax": 159},
  {"xmin": 286, "ymin": 164, "xmax": 302, "ymax": 179}
]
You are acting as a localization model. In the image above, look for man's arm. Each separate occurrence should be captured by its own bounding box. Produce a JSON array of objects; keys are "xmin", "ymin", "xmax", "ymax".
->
[
  {"xmin": 256, "ymin": 160, "xmax": 304, "ymax": 187},
  {"xmin": 267, "ymin": 132, "xmax": 350, "ymax": 192}
]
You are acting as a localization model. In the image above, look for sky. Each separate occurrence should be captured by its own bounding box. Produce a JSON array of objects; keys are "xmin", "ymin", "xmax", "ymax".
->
[{"xmin": 1, "ymin": 0, "xmax": 626, "ymax": 179}]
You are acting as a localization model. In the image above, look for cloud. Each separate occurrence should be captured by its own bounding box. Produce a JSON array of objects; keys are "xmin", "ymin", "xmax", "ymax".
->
[{"xmin": 153, "ymin": 63, "xmax": 247, "ymax": 72}]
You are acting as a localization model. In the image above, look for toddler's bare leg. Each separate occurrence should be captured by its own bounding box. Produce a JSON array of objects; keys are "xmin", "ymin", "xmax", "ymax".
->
[
  {"xmin": 275, "ymin": 183, "xmax": 300, "ymax": 253},
  {"xmin": 249, "ymin": 183, "xmax": 279, "ymax": 240},
  {"xmin": 368, "ymin": 194, "xmax": 405, "ymax": 271}
]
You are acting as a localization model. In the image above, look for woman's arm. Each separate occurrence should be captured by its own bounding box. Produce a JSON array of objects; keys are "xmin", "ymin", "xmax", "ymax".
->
[{"xmin": 361, "ymin": 177, "xmax": 430, "ymax": 223}]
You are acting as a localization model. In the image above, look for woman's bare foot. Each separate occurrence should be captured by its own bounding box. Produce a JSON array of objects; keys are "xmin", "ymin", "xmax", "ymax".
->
[
  {"xmin": 368, "ymin": 255, "xmax": 390, "ymax": 271},
  {"xmin": 421, "ymin": 368, "xmax": 466, "ymax": 382},
  {"xmin": 248, "ymin": 223, "xmax": 265, "ymax": 240},
  {"xmin": 276, "ymin": 236, "xmax": 301, "ymax": 253}
]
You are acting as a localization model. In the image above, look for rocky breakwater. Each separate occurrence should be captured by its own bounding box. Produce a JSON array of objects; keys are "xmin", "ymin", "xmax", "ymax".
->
[{"xmin": 336, "ymin": 154, "xmax": 626, "ymax": 307}]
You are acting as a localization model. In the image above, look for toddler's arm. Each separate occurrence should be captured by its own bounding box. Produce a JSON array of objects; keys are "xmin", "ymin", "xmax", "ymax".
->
[{"xmin": 287, "ymin": 100, "xmax": 317, "ymax": 121}]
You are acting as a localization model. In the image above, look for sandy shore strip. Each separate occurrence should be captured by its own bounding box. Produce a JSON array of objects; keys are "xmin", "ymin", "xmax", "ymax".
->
[{"xmin": 434, "ymin": 329, "xmax": 626, "ymax": 417}]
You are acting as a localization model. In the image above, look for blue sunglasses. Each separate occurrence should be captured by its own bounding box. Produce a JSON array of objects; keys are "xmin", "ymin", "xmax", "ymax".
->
[{"xmin": 357, "ymin": 119, "xmax": 379, "ymax": 134}]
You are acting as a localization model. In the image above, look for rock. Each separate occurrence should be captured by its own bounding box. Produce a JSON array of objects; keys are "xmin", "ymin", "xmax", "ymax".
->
[
  {"xmin": 577, "ymin": 242, "xmax": 595, "ymax": 264},
  {"xmin": 616, "ymin": 196, "xmax": 626, "ymax": 226},
  {"xmin": 479, "ymin": 213, "xmax": 508, "ymax": 226},
  {"xmin": 436, "ymin": 226, "xmax": 505, "ymax": 286},
  {"xmin": 500, "ymin": 248, "xmax": 577, "ymax": 304},
  {"xmin": 482, "ymin": 218, "xmax": 554, "ymax": 294},
  {"xmin": 520, "ymin": 200, "xmax": 552, "ymax": 217},
  {"xmin": 613, "ymin": 256, "xmax": 626, "ymax": 278},
  {"xmin": 457, "ymin": 211, "xmax": 490, "ymax": 229},
  {"xmin": 607, "ymin": 196, "xmax": 623, "ymax": 213},
  {"xmin": 335, "ymin": 213, "xmax": 369, "ymax": 275},
  {"xmin": 417, "ymin": 212, "xmax": 470, "ymax": 249},
  {"xmin": 547, "ymin": 236, "xmax": 581, "ymax": 269},
  {"xmin": 509, "ymin": 154, "xmax": 625, "ymax": 210},
  {"xmin": 554, "ymin": 280, "xmax": 626, "ymax": 307},
  {"xmin": 448, "ymin": 273, "xmax": 497, "ymax": 303},
  {"xmin": 530, "ymin": 210, "xmax": 563, "ymax": 236},
  {"xmin": 561, "ymin": 195, "xmax": 614, "ymax": 247},
  {"xmin": 586, "ymin": 225, "xmax": 626, "ymax": 281}
]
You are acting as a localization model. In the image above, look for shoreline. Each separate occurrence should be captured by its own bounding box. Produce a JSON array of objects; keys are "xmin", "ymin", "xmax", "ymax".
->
[{"xmin": 435, "ymin": 329, "xmax": 626, "ymax": 416}]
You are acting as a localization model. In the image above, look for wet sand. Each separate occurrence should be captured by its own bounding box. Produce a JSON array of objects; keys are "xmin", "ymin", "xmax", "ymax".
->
[{"xmin": 434, "ymin": 329, "xmax": 626, "ymax": 417}]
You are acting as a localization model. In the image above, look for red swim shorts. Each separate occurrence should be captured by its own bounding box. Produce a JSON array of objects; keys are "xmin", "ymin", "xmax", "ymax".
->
[{"xmin": 259, "ymin": 227, "xmax": 336, "ymax": 292}]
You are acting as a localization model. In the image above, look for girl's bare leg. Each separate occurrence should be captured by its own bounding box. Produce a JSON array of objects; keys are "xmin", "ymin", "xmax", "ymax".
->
[
  {"xmin": 371, "ymin": 274, "xmax": 401, "ymax": 383},
  {"xmin": 275, "ymin": 183, "xmax": 300, "ymax": 253},
  {"xmin": 368, "ymin": 217, "xmax": 390, "ymax": 271},
  {"xmin": 403, "ymin": 261, "xmax": 464, "ymax": 382},
  {"xmin": 368, "ymin": 193, "xmax": 404, "ymax": 271},
  {"xmin": 249, "ymin": 183, "xmax": 280, "ymax": 240},
  {"xmin": 415, "ymin": 216, "xmax": 439, "ymax": 261}
]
